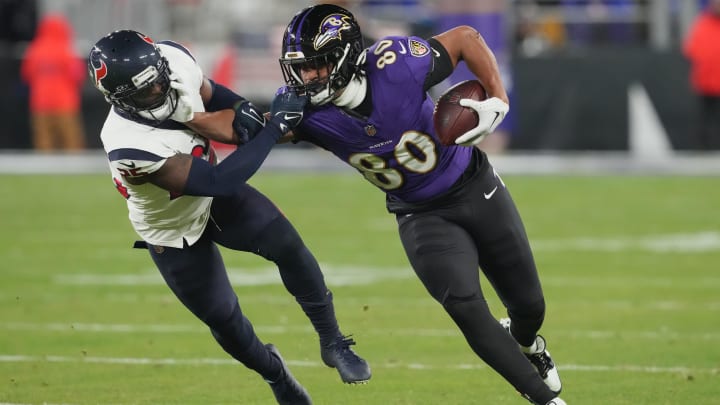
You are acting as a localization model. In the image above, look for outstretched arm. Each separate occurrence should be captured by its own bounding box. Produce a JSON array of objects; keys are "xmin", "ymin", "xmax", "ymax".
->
[
  {"xmin": 129, "ymin": 91, "xmax": 308, "ymax": 197},
  {"xmin": 151, "ymin": 123, "xmax": 284, "ymax": 197}
]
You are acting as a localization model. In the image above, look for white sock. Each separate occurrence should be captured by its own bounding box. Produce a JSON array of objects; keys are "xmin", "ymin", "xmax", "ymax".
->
[{"xmin": 521, "ymin": 339, "xmax": 539, "ymax": 354}]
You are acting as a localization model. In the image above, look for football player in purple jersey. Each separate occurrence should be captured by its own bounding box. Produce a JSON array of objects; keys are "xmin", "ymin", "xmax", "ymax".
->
[
  {"xmin": 89, "ymin": 29, "xmax": 371, "ymax": 404},
  {"xmin": 274, "ymin": 4, "xmax": 566, "ymax": 405}
]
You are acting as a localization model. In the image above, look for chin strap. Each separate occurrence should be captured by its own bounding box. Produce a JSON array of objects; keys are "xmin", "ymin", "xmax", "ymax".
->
[
  {"xmin": 332, "ymin": 51, "xmax": 367, "ymax": 109},
  {"xmin": 136, "ymin": 89, "xmax": 179, "ymax": 123},
  {"xmin": 333, "ymin": 75, "xmax": 367, "ymax": 109}
]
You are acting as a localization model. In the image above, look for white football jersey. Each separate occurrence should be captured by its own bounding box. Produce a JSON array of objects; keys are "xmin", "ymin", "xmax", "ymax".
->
[{"xmin": 100, "ymin": 42, "xmax": 213, "ymax": 249}]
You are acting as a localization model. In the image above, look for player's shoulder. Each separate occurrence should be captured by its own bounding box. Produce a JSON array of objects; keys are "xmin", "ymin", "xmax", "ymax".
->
[
  {"xmin": 367, "ymin": 35, "xmax": 433, "ymax": 60},
  {"xmin": 101, "ymin": 115, "xmax": 169, "ymax": 175},
  {"xmin": 158, "ymin": 41, "xmax": 201, "ymax": 76},
  {"xmin": 365, "ymin": 35, "xmax": 433, "ymax": 83},
  {"xmin": 158, "ymin": 41, "xmax": 197, "ymax": 63},
  {"xmin": 101, "ymin": 112, "xmax": 164, "ymax": 153}
]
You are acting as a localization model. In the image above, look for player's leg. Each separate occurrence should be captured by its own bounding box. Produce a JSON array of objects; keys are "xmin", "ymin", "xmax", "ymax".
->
[
  {"xmin": 210, "ymin": 185, "xmax": 370, "ymax": 383},
  {"xmin": 397, "ymin": 213, "xmax": 554, "ymax": 404},
  {"xmin": 467, "ymin": 163, "xmax": 561, "ymax": 395},
  {"xmin": 146, "ymin": 234, "xmax": 311, "ymax": 403}
]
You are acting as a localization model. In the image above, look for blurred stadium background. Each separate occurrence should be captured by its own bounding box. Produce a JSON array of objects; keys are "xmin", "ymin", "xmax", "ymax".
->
[{"xmin": 0, "ymin": 0, "xmax": 719, "ymax": 167}]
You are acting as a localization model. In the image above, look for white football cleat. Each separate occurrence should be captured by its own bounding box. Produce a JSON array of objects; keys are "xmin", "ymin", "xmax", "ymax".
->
[
  {"xmin": 500, "ymin": 318, "xmax": 562, "ymax": 394},
  {"xmin": 524, "ymin": 335, "xmax": 562, "ymax": 393}
]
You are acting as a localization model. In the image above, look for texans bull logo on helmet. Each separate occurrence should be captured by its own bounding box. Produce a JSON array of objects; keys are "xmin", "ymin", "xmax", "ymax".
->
[
  {"xmin": 88, "ymin": 47, "xmax": 109, "ymax": 94},
  {"xmin": 313, "ymin": 13, "xmax": 353, "ymax": 50}
]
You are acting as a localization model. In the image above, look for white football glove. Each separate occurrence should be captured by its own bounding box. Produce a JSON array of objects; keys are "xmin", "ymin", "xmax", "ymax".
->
[
  {"xmin": 168, "ymin": 74, "xmax": 194, "ymax": 123},
  {"xmin": 454, "ymin": 97, "xmax": 509, "ymax": 146}
]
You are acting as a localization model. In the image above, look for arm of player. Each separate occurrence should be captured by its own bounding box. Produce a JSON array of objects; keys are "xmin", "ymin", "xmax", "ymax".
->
[
  {"xmin": 433, "ymin": 26, "xmax": 509, "ymax": 146},
  {"xmin": 433, "ymin": 26, "xmax": 508, "ymax": 104},
  {"xmin": 184, "ymin": 99, "xmax": 267, "ymax": 145},
  {"xmin": 183, "ymin": 109, "xmax": 237, "ymax": 144},
  {"xmin": 179, "ymin": 77, "xmax": 268, "ymax": 145},
  {"xmin": 146, "ymin": 91, "xmax": 308, "ymax": 197}
]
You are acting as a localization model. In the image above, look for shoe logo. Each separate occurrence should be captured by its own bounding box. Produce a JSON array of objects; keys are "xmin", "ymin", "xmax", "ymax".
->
[
  {"xmin": 119, "ymin": 161, "xmax": 136, "ymax": 168},
  {"xmin": 484, "ymin": 186, "xmax": 498, "ymax": 200},
  {"xmin": 241, "ymin": 108, "xmax": 266, "ymax": 126}
]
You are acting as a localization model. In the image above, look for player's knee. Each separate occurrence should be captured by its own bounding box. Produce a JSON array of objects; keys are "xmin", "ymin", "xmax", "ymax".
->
[
  {"xmin": 209, "ymin": 303, "xmax": 256, "ymax": 351},
  {"xmin": 442, "ymin": 293, "xmax": 500, "ymax": 334},
  {"xmin": 255, "ymin": 216, "xmax": 306, "ymax": 262},
  {"xmin": 442, "ymin": 292, "xmax": 485, "ymax": 318},
  {"xmin": 507, "ymin": 297, "xmax": 545, "ymax": 324},
  {"xmin": 201, "ymin": 299, "xmax": 243, "ymax": 330}
]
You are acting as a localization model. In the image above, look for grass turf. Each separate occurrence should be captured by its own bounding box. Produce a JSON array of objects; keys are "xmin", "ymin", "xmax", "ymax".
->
[{"xmin": 1, "ymin": 172, "xmax": 719, "ymax": 404}]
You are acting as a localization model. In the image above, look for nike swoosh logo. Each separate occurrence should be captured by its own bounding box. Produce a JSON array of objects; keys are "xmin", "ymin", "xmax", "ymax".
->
[
  {"xmin": 283, "ymin": 113, "xmax": 302, "ymax": 121},
  {"xmin": 489, "ymin": 112, "xmax": 501, "ymax": 128},
  {"xmin": 241, "ymin": 109, "xmax": 266, "ymax": 126},
  {"xmin": 119, "ymin": 161, "xmax": 136, "ymax": 168},
  {"xmin": 398, "ymin": 42, "xmax": 407, "ymax": 54},
  {"xmin": 484, "ymin": 186, "xmax": 498, "ymax": 200}
]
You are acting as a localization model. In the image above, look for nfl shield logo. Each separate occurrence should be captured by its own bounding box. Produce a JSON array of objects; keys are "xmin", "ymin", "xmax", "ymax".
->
[{"xmin": 364, "ymin": 124, "xmax": 377, "ymax": 136}]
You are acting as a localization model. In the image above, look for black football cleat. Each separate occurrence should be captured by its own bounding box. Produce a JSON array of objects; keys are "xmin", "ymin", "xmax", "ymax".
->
[
  {"xmin": 320, "ymin": 335, "xmax": 371, "ymax": 384},
  {"xmin": 265, "ymin": 344, "xmax": 313, "ymax": 405}
]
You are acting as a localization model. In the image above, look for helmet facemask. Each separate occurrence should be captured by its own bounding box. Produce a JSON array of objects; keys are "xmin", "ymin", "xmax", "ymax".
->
[
  {"xmin": 107, "ymin": 57, "xmax": 177, "ymax": 121},
  {"xmin": 282, "ymin": 43, "xmax": 359, "ymax": 106}
]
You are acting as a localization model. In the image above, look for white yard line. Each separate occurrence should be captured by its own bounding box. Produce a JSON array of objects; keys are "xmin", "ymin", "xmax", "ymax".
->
[
  {"xmin": 0, "ymin": 402, "xmax": 71, "ymax": 405},
  {"xmin": 0, "ymin": 354, "xmax": 716, "ymax": 375},
  {"xmin": 532, "ymin": 231, "xmax": 720, "ymax": 253},
  {"xmin": 3, "ymin": 150, "xmax": 720, "ymax": 175},
  {"xmin": 2, "ymin": 322, "xmax": 720, "ymax": 340},
  {"xmin": 45, "ymin": 231, "xmax": 720, "ymax": 287}
]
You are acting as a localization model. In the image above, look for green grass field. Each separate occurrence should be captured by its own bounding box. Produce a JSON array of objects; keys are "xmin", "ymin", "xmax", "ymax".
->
[{"xmin": 1, "ymin": 172, "xmax": 719, "ymax": 404}]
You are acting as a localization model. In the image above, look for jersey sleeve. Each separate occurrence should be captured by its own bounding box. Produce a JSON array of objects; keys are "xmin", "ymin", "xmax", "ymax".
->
[
  {"xmin": 107, "ymin": 148, "xmax": 167, "ymax": 179},
  {"xmin": 158, "ymin": 42, "xmax": 205, "ymax": 113}
]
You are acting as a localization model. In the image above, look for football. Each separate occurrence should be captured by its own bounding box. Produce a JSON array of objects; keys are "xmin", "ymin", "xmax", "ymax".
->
[{"xmin": 433, "ymin": 80, "xmax": 488, "ymax": 146}]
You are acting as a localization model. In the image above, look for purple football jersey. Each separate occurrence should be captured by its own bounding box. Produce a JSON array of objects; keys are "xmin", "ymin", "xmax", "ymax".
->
[{"xmin": 297, "ymin": 35, "xmax": 472, "ymax": 203}]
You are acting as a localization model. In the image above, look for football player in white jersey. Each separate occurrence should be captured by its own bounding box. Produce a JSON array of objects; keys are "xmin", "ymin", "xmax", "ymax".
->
[{"xmin": 89, "ymin": 30, "xmax": 371, "ymax": 404}]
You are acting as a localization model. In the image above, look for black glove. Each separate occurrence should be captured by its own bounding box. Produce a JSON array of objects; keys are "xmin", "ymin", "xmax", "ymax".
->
[
  {"xmin": 268, "ymin": 89, "xmax": 308, "ymax": 133},
  {"xmin": 232, "ymin": 100, "xmax": 266, "ymax": 144}
]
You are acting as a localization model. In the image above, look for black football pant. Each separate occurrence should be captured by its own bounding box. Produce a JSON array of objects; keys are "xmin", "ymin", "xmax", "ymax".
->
[
  {"xmin": 396, "ymin": 161, "xmax": 556, "ymax": 404},
  {"xmin": 146, "ymin": 183, "xmax": 339, "ymax": 380}
]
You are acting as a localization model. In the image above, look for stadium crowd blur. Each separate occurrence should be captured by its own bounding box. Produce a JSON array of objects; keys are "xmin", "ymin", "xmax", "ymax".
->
[{"xmin": 0, "ymin": 0, "xmax": 715, "ymax": 152}]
